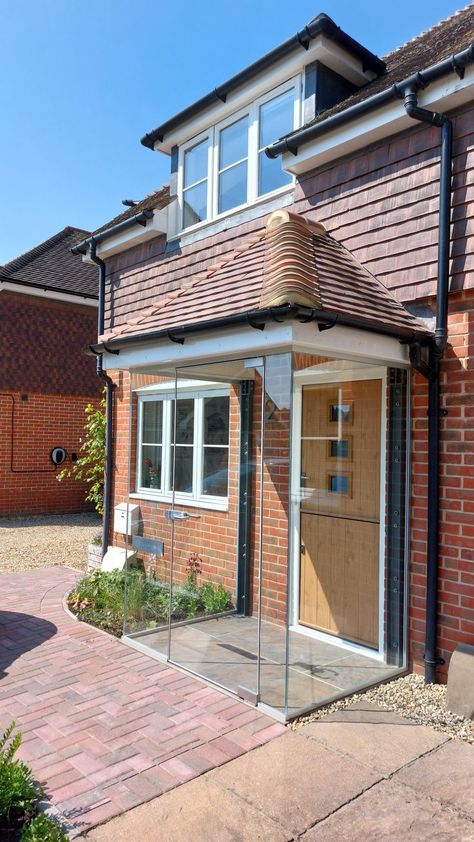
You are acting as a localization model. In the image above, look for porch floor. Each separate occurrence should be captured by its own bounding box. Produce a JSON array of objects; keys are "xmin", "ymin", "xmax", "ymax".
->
[{"xmin": 128, "ymin": 615, "xmax": 400, "ymax": 717}]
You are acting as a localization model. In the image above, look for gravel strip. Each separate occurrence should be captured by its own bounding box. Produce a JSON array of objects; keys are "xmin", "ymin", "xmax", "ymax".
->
[
  {"xmin": 291, "ymin": 673, "xmax": 474, "ymax": 743},
  {"xmin": 0, "ymin": 512, "xmax": 101, "ymax": 574}
]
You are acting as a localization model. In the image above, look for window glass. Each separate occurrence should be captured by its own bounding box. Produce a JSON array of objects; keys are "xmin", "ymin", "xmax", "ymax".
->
[
  {"xmin": 184, "ymin": 139, "xmax": 208, "ymax": 187},
  {"xmin": 259, "ymin": 89, "xmax": 295, "ymax": 148},
  {"xmin": 204, "ymin": 396, "xmax": 229, "ymax": 445},
  {"xmin": 218, "ymin": 116, "xmax": 248, "ymax": 214},
  {"xmin": 171, "ymin": 399, "xmax": 194, "ymax": 444},
  {"xmin": 258, "ymin": 89, "xmax": 294, "ymax": 197},
  {"xmin": 173, "ymin": 447, "xmax": 194, "ymax": 493},
  {"xmin": 218, "ymin": 161, "xmax": 248, "ymax": 214},
  {"xmin": 219, "ymin": 116, "xmax": 248, "ymax": 170},
  {"xmin": 142, "ymin": 401, "xmax": 163, "ymax": 443},
  {"xmin": 203, "ymin": 448, "xmax": 229, "ymax": 497},
  {"xmin": 183, "ymin": 182, "xmax": 208, "ymax": 228},
  {"xmin": 141, "ymin": 445, "xmax": 162, "ymax": 490}
]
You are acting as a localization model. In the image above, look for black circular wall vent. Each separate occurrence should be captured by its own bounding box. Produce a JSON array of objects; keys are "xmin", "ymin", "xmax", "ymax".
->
[{"xmin": 50, "ymin": 447, "xmax": 67, "ymax": 466}]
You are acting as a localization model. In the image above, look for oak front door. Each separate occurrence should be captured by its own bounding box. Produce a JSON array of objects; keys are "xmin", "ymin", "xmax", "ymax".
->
[{"xmin": 299, "ymin": 379, "xmax": 381, "ymax": 649}]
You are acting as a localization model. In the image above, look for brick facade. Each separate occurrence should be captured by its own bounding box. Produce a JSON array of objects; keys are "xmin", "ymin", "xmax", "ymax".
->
[
  {"xmin": 103, "ymin": 103, "xmax": 474, "ymax": 681},
  {"xmin": 0, "ymin": 291, "xmax": 101, "ymax": 516}
]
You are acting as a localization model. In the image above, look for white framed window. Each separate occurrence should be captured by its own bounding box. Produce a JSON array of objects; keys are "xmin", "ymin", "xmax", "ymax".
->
[
  {"xmin": 177, "ymin": 76, "xmax": 301, "ymax": 232},
  {"xmin": 136, "ymin": 384, "xmax": 230, "ymax": 509}
]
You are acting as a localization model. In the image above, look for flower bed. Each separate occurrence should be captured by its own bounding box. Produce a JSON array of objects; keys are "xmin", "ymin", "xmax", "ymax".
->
[{"xmin": 67, "ymin": 568, "xmax": 233, "ymax": 637}]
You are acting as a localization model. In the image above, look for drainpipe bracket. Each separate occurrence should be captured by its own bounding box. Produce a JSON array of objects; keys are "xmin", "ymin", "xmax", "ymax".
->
[{"xmin": 423, "ymin": 654, "xmax": 445, "ymax": 666}]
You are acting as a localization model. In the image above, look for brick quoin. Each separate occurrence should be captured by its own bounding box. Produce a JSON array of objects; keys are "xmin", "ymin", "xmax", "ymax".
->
[{"xmin": 0, "ymin": 292, "xmax": 101, "ymax": 516}]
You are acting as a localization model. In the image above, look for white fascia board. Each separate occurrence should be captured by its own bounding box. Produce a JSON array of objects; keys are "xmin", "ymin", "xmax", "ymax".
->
[
  {"xmin": 155, "ymin": 35, "xmax": 376, "ymax": 154},
  {"xmin": 102, "ymin": 320, "xmax": 409, "ymax": 373},
  {"xmin": 82, "ymin": 208, "xmax": 168, "ymax": 262},
  {"xmin": 282, "ymin": 66, "xmax": 474, "ymax": 176},
  {"xmin": 0, "ymin": 280, "xmax": 98, "ymax": 308}
]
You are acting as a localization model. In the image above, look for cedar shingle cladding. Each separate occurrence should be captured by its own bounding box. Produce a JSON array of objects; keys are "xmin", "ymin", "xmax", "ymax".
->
[{"xmin": 102, "ymin": 210, "xmax": 428, "ymax": 342}]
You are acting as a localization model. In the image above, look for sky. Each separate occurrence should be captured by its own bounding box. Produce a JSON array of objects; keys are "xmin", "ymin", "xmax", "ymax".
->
[{"xmin": 0, "ymin": 0, "xmax": 466, "ymax": 264}]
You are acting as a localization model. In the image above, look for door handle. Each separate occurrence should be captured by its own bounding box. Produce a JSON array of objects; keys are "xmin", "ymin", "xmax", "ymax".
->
[
  {"xmin": 165, "ymin": 510, "xmax": 201, "ymax": 521},
  {"xmin": 300, "ymin": 472, "xmax": 310, "ymax": 483}
]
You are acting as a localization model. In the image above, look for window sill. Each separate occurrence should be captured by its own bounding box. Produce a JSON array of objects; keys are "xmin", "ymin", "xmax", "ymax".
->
[
  {"xmin": 170, "ymin": 185, "xmax": 294, "ymax": 248},
  {"xmin": 129, "ymin": 492, "xmax": 229, "ymax": 513}
]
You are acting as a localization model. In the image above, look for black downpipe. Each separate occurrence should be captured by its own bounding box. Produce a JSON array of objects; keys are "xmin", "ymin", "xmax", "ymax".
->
[
  {"xmin": 403, "ymin": 87, "xmax": 452, "ymax": 683},
  {"xmin": 89, "ymin": 240, "xmax": 114, "ymax": 558}
]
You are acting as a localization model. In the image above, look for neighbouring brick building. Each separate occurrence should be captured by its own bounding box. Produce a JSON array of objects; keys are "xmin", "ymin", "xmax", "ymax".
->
[
  {"xmin": 0, "ymin": 227, "xmax": 100, "ymax": 516},
  {"xmin": 73, "ymin": 6, "xmax": 474, "ymax": 720}
]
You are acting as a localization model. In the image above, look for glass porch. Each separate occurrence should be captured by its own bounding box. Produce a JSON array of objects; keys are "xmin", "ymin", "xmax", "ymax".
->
[{"xmin": 121, "ymin": 351, "xmax": 409, "ymax": 721}]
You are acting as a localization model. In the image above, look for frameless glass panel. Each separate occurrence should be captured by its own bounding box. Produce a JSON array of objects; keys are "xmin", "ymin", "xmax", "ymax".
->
[
  {"xmin": 123, "ymin": 371, "xmax": 174, "ymax": 653},
  {"xmin": 218, "ymin": 160, "xmax": 248, "ymax": 213},
  {"xmin": 258, "ymin": 353, "xmax": 292, "ymax": 715},
  {"xmin": 219, "ymin": 116, "xmax": 248, "ymax": 170},
  {"xmin": 183, "ymin": 181, "xmax": 207, "ymax": 228},
  {"xmin": 167, "ymin": 359, "xmax": 262, "ymax": 703},
  {"xmin": 184, "ymin": 138, "xmax": 208, "ymax": 187}
]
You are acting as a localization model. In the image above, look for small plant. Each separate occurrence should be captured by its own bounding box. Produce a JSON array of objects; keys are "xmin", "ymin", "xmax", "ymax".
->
[
  {"xmin": 0, "ymin": 722, "xmax": 42, "ymax": 829},
  {"xmin": 20, "ymin": 813, "xmax": 68, "ymax": 842},
  {"xmin": 57, "ymin": 390, "xmax": 106, "ymax": 514},
  {"xmin": 200, "ymin": 581, "xmax": 232, "ymax": 614}
]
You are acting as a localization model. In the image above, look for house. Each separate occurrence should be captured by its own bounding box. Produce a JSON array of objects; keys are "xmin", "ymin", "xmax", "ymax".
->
[
  {"xmin": 73, "ymin": 6, "xmax": 474, "ymax": 720},
  {"xmin": 0, "ymin": 227, "xmax": 100, "ymax": 516}
]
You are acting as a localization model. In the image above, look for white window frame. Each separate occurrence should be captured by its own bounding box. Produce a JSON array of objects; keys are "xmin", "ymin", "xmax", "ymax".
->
[
  {"xmin": 177, "ymin": 75, "xmax": 302, "ymax": 233},
  {"xmin": 134, "ymin": 381, "xmax": 231, "ymax": 512}
]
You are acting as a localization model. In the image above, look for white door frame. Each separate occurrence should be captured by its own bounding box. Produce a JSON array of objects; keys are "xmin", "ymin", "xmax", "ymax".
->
[{"xmin": 290, "ymin": 365, "xmax": 388, "ymax": 662}]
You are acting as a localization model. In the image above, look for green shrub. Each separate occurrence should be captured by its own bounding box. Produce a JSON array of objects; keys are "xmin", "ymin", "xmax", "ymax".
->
[
  {"xmin": 0, "ymin": 722, "xmax": 41, "ymax": 827},
  {"xmin": 68, "ymin": 569, "xmax": 232, "ymax": 635},
  {"xmin": 20, "ymin": 813, "xmax": 68, "ymax": 841}
]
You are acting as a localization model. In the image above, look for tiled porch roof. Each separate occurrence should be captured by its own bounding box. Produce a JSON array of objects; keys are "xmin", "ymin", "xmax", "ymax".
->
[{"xmin": 101, "ymin": 210, "xmax": 431, "ymax": 343}]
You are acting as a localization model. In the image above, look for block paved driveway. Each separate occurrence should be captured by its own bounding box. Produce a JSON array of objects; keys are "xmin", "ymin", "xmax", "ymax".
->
[{"xmin": 0, "ymin": 567, "xmax": 285, "ymax": 835}]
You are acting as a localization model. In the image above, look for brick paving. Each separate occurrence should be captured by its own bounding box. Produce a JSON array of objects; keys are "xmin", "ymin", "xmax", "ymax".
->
[{"xmin": 0, "ymin": 567, "xmax": 285, "ymax": 834}]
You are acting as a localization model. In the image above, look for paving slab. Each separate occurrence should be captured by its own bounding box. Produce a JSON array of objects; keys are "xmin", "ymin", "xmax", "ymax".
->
[
  {"xmin": 396, "ymin": 739, "xmax": 474, "ymax": 819},
  {"xmin": 303, "ymin": 778, "xmax": 474, "ymax": 841},
  {"xmin": 210, "ymin": 730, "xmax": 381, "ymax": 837},
  {"xmin": 85, "ymin": 775, "xmax": 291, "ymax": 842},
  {"xmin": 299, "ymin": 701, "xmax": 448, "ymax": 775},
  {"xmin": 0, "ymin": 568, "xmax": 284, "ymax": 835}
]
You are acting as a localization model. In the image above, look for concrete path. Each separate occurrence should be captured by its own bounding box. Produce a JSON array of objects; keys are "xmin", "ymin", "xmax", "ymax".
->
[
  {"xmin": 0, "ymin": 568, "xmax": 284, "ymax": 835},
  {"xmin": 85, "ymin": 703, "xmax": 474, "ymax": 841}
]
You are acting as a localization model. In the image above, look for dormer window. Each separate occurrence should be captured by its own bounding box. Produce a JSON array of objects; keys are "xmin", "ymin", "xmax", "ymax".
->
[{"xmin": 178, "ymin": 76, "xmax": 301, "ymax": 232}]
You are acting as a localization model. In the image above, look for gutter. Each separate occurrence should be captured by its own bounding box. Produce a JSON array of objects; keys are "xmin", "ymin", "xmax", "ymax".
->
[
  {"xmin": 265, "ymin": 43, "xmax": 474, "ymax": 158},
  {"xmin": 0, "ymin": 276, "xmax": 98, "ymax": 302},
  {"xmin": 71, "ymin": 209, "xmax": 154, "ymax": 256},
  {"xmin": 91, "ymin": 302, "xmax": 428, "ymax": 354},
  {"xmin": 141, "ymin": 13, "xmax": 385, "ymax": 150}
]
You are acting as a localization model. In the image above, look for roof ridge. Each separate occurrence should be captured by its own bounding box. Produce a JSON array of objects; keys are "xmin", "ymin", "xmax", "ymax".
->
[
  {"xmin": 3, "ymin": 226, "xmax": 91, "ymax": 276},
  {"xmin": 383, "ymin": 2, "xmax": 474, "ymax": 60},
  {"xmin": 102, "ymin": 228, "xmax": 266, "ymax": 341}
]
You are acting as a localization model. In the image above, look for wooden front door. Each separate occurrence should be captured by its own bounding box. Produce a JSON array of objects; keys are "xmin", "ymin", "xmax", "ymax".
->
[{"xmin": 299, "ymin": 379, "xmax": 382, "ymax": 649}]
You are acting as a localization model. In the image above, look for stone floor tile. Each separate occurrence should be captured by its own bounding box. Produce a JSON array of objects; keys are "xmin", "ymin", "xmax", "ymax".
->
[
  {"xmin": 395, "ymin": 739, "xmax": 474, "ymax": 819},
  {"xmin": 303, "ymin": 779, "xmax": 474, "ymax": 841},
  {"xmin": 212, "ymin": 731, "xmax": 381, "ymax": 836},
  {"xmin": 300, "ymin": 702, "xmax": 448, "ymax": 775},
  {"xmin": 84, "ymin": 776, "xmax": 291, "ymax": 842}
]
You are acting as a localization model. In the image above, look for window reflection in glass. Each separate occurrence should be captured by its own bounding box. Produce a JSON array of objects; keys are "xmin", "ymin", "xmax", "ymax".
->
[
  {"xmin": 183, "ymin": 138, "xmax": 208, "ymax": 228},
  {"xmin": 258, "ymin": 89, "xmax": 294, "ymax": 196}
]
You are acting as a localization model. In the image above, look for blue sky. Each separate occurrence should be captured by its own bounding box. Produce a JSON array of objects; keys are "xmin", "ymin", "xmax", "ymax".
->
[{"xmin": 0, "ymin": 0, "xmax": 465, "ymax": 263}]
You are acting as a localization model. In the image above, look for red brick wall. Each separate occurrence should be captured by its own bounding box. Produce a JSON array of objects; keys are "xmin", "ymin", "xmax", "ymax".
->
[
  {"xmin": 0, "ymin": 390, "xmax": 97, "ymax": 516},
  {"xmin": 410, "ymin": 290, "xmax": 474, "ymax": 678},
  {"xmin": 0, "ymin": 291, "xmax": 101, "ymax": 516}
]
